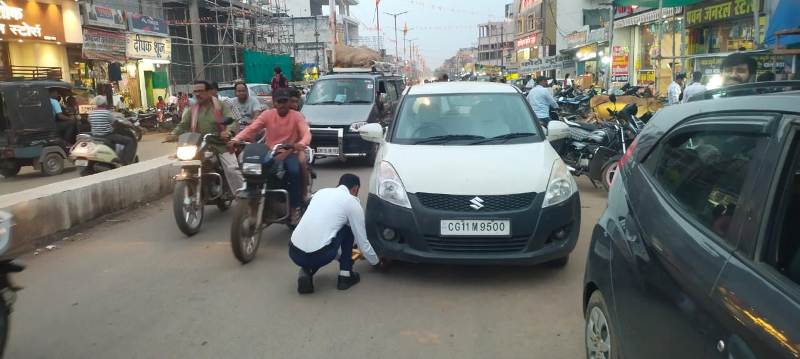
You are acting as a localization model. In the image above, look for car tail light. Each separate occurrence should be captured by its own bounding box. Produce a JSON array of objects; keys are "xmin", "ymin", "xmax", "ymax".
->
[{"xmin": 618, "ymin": 137, "xmax": 638, "ymax": 169}]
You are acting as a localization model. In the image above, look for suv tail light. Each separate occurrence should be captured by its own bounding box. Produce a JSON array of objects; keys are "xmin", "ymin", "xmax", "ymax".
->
[{"xmin": 618, "ymin": 137, "xmax": 638, "ymax": 169}]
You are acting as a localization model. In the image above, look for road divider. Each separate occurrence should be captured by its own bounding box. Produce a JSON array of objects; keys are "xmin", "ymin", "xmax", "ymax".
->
[{"xmin": 0, "ymin": 156, "xmax": 177, "ymax": 256}]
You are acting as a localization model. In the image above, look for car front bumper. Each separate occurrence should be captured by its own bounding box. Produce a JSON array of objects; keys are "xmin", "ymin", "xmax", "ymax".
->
[
  {"xmin": 365, "ymin": 192, "xmax": 581, "ymax": 265},
  {"xmin": 310, "ymin": 127, "xmax": 373, "ymax": 160}
]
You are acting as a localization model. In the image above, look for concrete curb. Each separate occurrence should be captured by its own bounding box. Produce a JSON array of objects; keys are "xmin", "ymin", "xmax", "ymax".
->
[{"xmin": 0, "ymin": 156, "xmax": 177, "ymax": 256}]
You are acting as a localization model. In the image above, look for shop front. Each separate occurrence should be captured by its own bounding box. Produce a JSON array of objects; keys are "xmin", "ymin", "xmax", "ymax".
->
[
  {"xmin": 613, "ymin": 6, "xmax": 683, "ymax": 93},
  {"xmin": 126, "ymin": 33, "xmax": 171, "ymax": 108},
  {"xmin": 0, "ymin": 0, "xmax": 82, "ymax": 82},
  {"xmin": 685, "ymin": 0, "xmax": 763, "ymax": 55},
  {"xmin": 79, "ymin": 4, "xmax": 127, "ymax": 106}
]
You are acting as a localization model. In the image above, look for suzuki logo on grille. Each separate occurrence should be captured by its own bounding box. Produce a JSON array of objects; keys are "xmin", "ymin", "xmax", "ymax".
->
[{"xmin": 469, "ymin": 196, "xmax": 485, "ymax": 210}]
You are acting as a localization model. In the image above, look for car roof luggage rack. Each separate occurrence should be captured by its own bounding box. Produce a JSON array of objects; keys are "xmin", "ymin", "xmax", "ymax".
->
[{"xmin": 688, "ymin": 81, "xmax": 800, "ymax": 102}]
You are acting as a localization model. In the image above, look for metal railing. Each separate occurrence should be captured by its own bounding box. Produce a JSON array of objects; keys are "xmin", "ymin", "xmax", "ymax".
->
[{"xmin": 0, "ymin": 66, "xmax": 63, "ymax": 81}]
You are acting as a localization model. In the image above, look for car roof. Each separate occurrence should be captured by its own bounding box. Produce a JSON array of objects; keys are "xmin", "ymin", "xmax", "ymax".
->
[
  {"xmin": 633, "ymin": 94, "xmax": 800, "ymax": 163},
  {"xmin": 407, "ymin": 82, "xmax": 521, "ymax": 96},
  {"xmin": 318, "ymin": 73, "xmax": 400, "ymax": 80}
]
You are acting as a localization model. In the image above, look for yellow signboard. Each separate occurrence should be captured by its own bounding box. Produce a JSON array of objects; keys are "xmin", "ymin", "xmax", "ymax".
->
[{"xmin": 686, "ymin": 0, "xmax": 755, "ymax": 27}]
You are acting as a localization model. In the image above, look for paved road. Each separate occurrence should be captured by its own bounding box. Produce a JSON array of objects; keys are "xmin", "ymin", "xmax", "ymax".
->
[
  {"xmin": 6, "ymin": 160, "xmax": 607, "ymax": 359},
  {"xmin": 0, "ymin": 133, "xmax": 174, "ymax": 196}
]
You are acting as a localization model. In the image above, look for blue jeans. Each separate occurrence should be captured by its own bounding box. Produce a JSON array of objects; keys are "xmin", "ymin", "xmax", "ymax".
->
[
  {"xmin": 289, "ymin": 226, "xmax": 355, "ymax": 275},
  {"xmin": 283, "ymin": 153, "xmax": 302, "ymax": 209}
]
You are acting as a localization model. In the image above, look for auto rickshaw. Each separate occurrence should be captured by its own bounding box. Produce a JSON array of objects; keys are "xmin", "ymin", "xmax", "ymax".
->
[{"xmin": 0, "ymin": 80, "xmax": 74, "ymax": 177}]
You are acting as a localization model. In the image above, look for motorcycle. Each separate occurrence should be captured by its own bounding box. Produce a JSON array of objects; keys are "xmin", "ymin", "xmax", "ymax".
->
[
  {"xmin": 230, "ymin": 143, "xmax": 314, "ymax": 264},
  {"xmin": 172, "ymin": 132, "xmax": 236, "ymax": 236},
  {"xmin": 556, "ymin": 95, "xmax": 645, "ymax": 190},
  {"xmin": 557, "ymin": 87, "xmax": 596, "ymax": 117},
  {"xmin": 69, "ymin": 116, "xmax": 140, "ymax": 176},
  {"xmin": 0, "ymin": 211, "xmax": 24, "ymax": 357},
  {"xmin": 123, "ymin": 112, "xmax": 144, "ymax": 141}
]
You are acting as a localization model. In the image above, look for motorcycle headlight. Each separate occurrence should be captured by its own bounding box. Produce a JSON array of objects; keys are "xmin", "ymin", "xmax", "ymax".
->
[
  {"xmin": 349, "ymin": 121, "xmax": 368, "ymax": 132},
  {"xmin": 376, "ymin": 161, "xmax": 411, "ymax": 208},
  {"xmin": 242, "ymin": 163, "xmax": 262, "ymax": 175},
  {"xmin": 543, "ymin": 159, "xmax": 578, "ymax": 208},
  {"xmin": 176, "ymin": 145, "xmax": 198, "ymax": 161}
]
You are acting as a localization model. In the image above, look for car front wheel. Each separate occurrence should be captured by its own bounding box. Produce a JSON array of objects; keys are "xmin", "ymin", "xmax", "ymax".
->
[{"xmin": 585, "ymin": 290, "xmax": 617, "ymax": 359}]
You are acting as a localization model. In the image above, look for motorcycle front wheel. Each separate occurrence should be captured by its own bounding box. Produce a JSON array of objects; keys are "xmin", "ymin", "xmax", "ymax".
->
[
  {"xmin": 230, "ymin": 199, "xmax": 262, "ymax": 264},
  {"xmin": 173, "ymin": 181, "xmax": 204, "ymax": 236},
  {"xmin": 601, "ymin": 160, "xmax": 620, "ymax": 192}
]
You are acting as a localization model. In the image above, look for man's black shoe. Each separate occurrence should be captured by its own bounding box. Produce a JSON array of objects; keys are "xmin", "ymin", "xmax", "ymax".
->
[
  {"xmin": 337, "ymin": 271, "xmax": 360, "ymax": 290},
  {"xmin": 297, "ymin": 268, "xmax": 314, "ymax": 294}
]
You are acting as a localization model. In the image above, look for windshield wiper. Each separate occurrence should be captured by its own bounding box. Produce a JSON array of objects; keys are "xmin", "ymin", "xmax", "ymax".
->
[
  {"xmin": 412, "ymin": 134, "xmax": 485, "ymax": 144},
  {"xmin": 309, "ymin": 100, "xmax": 343, "ymax": 105},
  {"xmin": 346, "ymin": 100, "xmax": 373, "ymax": 104},
  {"xmin": 469, "ymin": 132, "xmax": 537, "ymax": 145}
]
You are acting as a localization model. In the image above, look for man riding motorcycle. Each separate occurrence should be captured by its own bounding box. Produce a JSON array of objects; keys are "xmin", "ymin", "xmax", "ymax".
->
[
  {"xmin": 88, "ymin": 95, "xmax": 137, "ymax": 165},
  {"xmin": 229, "ymin": 88, "xmax": 311, "ymax": 225},
  {"xmin": 225, "ymin": 81, "xmax": 263, "ymax": 130},
  {"xmin": 166, "ymin": 80, "xmax": 244, "ymax": 194}
]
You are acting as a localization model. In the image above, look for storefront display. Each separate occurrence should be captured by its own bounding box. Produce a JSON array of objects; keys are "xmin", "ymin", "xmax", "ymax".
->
[{"xmin": 686, "ymin": 0, "xmax": 762, "ymax": 54}]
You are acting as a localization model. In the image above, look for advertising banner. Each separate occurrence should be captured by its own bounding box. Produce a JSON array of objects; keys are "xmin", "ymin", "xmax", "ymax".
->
[
  {"xmin": 128, "ymin": 12, "xmax": 168, "ymax": 37},
  {"xmin": 83, "ymin": 4, "xmax": 126, "ymax": 30},
  {"xmin": 611, "ymin": 45, "xmax": 630, "ymax": 83},
  {"xmin": 82, "ymin": 28, "xmax": 126, "ymax": 62}
]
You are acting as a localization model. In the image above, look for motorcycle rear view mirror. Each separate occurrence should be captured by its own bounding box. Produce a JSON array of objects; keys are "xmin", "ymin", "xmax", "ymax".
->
[{"xmin": 609, "ymin": 94, "xmax": 617, "ymax": 103}]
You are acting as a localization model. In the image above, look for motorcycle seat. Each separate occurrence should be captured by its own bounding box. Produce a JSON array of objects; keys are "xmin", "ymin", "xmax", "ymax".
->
[{"xmin": 566, "ymin": 120, "xmax": 601, "ymax": 131}]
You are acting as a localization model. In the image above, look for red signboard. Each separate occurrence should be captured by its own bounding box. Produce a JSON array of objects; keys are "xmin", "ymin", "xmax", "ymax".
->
[{"xmin": 516, "ymin": 34, "xmax": 537, "ymax": 48}]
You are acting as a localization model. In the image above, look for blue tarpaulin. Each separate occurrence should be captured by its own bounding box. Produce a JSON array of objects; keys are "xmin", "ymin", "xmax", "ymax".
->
[{"xmin": 765, "ymin": 0, "xmax": 800, "ymax": 47}]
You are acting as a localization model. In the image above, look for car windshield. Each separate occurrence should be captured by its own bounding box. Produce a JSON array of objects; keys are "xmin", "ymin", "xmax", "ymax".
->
[
  {"xmin": 391, "ymin": 93, "xmax": 541, "ymax": 145},
  {"xmin": 250, "ymin": 85, "xmax": 271, "ymax": 96},
  {"xmin": 217, "ymin": 89, "xmax": 235, "ymax": 98},
  {"xmin": 306, "ymin": 78, "xmax": 375, "ymax": 105}
]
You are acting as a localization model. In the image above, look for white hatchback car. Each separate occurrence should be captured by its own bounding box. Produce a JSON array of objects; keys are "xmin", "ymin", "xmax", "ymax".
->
[{"xmin": 359, "ymin": 82, "xmax": 580, "ymax": 266}]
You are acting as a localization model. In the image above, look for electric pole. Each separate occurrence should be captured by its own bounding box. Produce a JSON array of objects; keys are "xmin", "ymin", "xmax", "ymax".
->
[{"xmin": 384, "ymin": 11, "xmax": 408, "ymax": 60}]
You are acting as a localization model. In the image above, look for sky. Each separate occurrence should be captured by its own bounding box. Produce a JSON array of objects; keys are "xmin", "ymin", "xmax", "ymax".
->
[{"xmin": 345, "ymin": 0, "xmax": 510, "ymax": 70}]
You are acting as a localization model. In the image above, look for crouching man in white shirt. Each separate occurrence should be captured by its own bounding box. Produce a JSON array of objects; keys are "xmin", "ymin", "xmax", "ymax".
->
[{"xmin": 289, "ymin": 174, "xmax": 381, "ymax": 294}]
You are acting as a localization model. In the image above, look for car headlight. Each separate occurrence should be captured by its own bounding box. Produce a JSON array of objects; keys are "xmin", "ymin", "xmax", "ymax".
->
[
  {"xmin": 349, "ymin": 121, "xmax": 368, "ymax": 132},
  {"xmin": 242, "ymin": 163, "xmax": 262, "ymax": 175},
  {"xmin": 543, "ymin": 159, "xmax": 578, "ymax": 208},
  {"xmin": 376, "ymin": 161, "xmax": 411, "ymax": 208},
  {"xmin": 176, "ymin": 145, "xmax": 198, "ymax": 161}
]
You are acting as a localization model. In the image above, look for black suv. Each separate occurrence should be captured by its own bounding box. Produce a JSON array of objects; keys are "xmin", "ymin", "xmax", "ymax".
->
[
  {"xmin": 301, "ymin": 70, "xmax": 404, "ymax": 163},
  {"xmin": 583, "ymin": 82, "xmax": 800, "ymax": 358}
]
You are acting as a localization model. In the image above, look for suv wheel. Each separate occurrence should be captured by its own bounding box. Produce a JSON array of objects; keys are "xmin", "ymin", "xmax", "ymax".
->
[{"xmin": 585, "ymin": 290, "xmax": 617, "ymax": 359}]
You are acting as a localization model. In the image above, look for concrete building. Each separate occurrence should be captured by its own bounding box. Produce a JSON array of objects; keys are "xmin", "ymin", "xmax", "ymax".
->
[
  {"xmin": 512, "ymin": 0, "xmax": 557, "ymax": 72},
  {"xmin": 477, "ymin": 21, "xmax": 514, "ymax": 71},
  {"xmin": 283, "ymin": 0, "xmax": 360, "ymax": 44}
]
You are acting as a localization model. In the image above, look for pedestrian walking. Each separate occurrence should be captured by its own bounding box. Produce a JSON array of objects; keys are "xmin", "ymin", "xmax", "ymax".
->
[
  {"xmin": 667, "ymin": 73, "xmax": 686, "ymax": 105},
  {"xmin": 526, "ymin": 76, "xmax": 559, "ymax": 126},
  {"xmin": 271, "ymin": 67, "xmax": 289, "ymax": 93},
  {"xmin": 682, "ymin": 72, "xmax": 707, "ymax": 103}
]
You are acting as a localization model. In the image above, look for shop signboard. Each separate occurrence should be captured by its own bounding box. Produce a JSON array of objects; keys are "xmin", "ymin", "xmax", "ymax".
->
[
  {"xmin": 126, "ymin": 33, "xmax": 171, "ymax": 60},
  {"xmin": 128, "ymin": 12, "xmax": 169, "ymax": 37},
  {"xmin": 83, "ymin": 4, "xmax": 126, "ymax": 30},
  {"xmin": 516, "ymin": 34, "xmax": 537, "ymax": 49},
  {"xmin": 565, "ymin": 30, "xmax": 587, "ymax": 49},
  {"xmin": 587, "ymin": 28, "xmax": 607, "ymax": 44},
  {"xmin": 82, "ymin": 28, "xmax": 126, "ymax": 62},
  {"xmin": 0, "ymin": 0, "xmax": 64, "ymax": 41},
  {"xmin": 686, "ymin": 0, "xmax": 755, "ymax": 27},
  {"xmin": 520, "ymin": 0, "xmax": 542, "ymax": 12},
  {"xmin": 611, "ymin": 45, "xmax": 630, "ymax": 83}
]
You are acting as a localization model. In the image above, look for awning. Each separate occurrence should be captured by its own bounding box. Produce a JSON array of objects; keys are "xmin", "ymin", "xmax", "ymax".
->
[
  {"xmin": 765, "ymin": 0, "xmax": 800, "ymax": 47},
  {"xmin": 614, "ymin": 0, "xmax": 702, "ymax": 7}
]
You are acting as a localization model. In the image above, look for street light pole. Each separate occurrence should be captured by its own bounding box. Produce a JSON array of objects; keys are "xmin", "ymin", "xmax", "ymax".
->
[{"xmin": 385, "ymin": 11, "xmax": 408, "ymax": 60}]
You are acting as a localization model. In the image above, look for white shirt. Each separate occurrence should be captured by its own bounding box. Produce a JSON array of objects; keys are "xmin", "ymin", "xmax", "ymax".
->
[
  {"xmin": 526, "ymin": 85, "xmax": 559, "ymax": 121},
  {"xmin": 168, "ymin": 95, "xmax": 178, "ymax": 105},
  {"xmin": 681, "ymin": 82, "xmax": 707, "ymax": 103},
  {"xmin": 667, "ymin": 81, "xmax": 682, "ymax": 105},
  {"xmin": 290, "ymin": 185, "xmax": 379, "ymax": 265}
]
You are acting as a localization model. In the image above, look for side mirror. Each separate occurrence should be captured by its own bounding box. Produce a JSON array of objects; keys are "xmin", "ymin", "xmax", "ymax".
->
[
  {"xmin": 609, "ymin": 94, "xmax": 617, "ymax": 103},
  {"xmin": 359, "ymin": 123, "xmax": 384, "ymax": 143},
  {"xmin": 546, "ymin": 121, "xmax": 570, "ymax": 142}
]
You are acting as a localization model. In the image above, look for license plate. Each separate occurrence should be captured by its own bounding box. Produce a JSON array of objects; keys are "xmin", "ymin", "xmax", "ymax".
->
[
  {"xmin": 440, "ymin": 220, "xmax": 510, "ymax": 236},
  {"xmin": 316, "ymin": 147, "xmax": 339, "ymax": 156},
  {"xmin": 74, "ymin": 159, "xmax": 88, "ymax": 167}
]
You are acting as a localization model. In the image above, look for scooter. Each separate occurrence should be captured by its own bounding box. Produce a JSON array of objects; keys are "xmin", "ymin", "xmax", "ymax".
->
[
  {"xmin": 69, "ymin": 117, "xmax": 139, "ymax": 176},
  {"xmin": 0, "ymin": 211, "xmax": 24, "ymax": 357}
]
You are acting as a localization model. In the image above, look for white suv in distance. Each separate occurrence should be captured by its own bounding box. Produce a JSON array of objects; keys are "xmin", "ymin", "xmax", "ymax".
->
[{"xmin": 359, "ymin": 82, "xmax": 579, "ymax": 266}]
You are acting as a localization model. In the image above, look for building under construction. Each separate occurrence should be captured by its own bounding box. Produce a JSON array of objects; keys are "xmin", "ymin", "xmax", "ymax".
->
[{"xmin": 164, "ymin": 0, "xmax": 295, "ymax": 86}]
